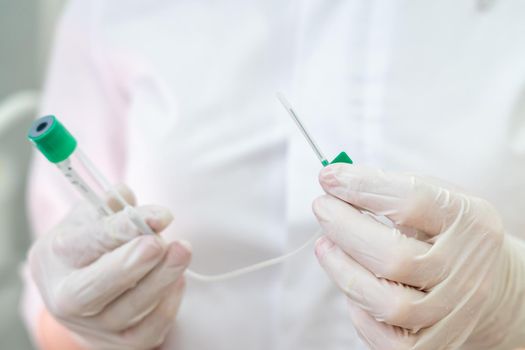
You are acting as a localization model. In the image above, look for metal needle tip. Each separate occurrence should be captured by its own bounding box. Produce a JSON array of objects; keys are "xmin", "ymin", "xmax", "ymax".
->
[{"xmin": 276, "ymin": 92, "xmax": 328, "ymax": 165}]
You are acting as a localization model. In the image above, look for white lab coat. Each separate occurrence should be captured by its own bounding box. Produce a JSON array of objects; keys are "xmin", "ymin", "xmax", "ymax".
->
[{"xmin": 23, "ymin": 1, "xmax": 525, "ymax": 349}]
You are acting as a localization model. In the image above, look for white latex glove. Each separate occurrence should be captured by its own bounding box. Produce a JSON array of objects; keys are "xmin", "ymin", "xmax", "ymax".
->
[
  {"xmin": 313, "ymin": 164, "xmax": 525, "ymax": 349},
  {"xmin": 29, "ymin": 186, "xmax": 191, "ymax": 350}
]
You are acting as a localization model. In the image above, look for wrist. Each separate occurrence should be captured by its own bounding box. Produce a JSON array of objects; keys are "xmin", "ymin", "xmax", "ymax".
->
[{"xmin": 37, "ymin": 308, "xmax": 87, "ymax": 350}]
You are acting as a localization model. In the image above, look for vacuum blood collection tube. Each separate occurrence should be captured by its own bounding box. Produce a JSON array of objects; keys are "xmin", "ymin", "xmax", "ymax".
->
[{"xmin": 28, "ymin": 115, "xmax": 154, "ymax": 235}]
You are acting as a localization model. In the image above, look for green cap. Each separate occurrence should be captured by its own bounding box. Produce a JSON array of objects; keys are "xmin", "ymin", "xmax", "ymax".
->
[
  {"xmin": 28, "ymin": 115, "xmax": 77, "ymax": 163},
  {"xmin": 330, "ymin": 151, "xmax": 353, "ymax": 165}
]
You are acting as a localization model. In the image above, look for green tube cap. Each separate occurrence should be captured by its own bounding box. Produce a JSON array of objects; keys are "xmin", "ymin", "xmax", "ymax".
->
[{"xmin": 28, "ymin": 115, "xmax": 77, "ymax": 163}]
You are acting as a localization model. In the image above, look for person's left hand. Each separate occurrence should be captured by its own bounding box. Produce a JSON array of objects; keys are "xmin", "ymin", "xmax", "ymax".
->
[{"xmin": 313, "ymin": 164, "xmax": 525, "ymax": 350}]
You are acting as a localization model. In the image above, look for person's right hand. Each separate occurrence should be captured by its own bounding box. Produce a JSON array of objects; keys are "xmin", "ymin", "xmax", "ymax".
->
[{"xmin": 29, "ymin": 186, "xmax": 191, "ymax": 350}]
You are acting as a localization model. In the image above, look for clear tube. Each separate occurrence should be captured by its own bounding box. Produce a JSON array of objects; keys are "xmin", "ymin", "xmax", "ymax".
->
[
  {"xmin": 55, "ymin": 148, "xmax": 320, "ymax": 282},
  {"xmin": 56, "ymin": 150, "xmax": 113, "ymax": 217},
  {"xmin": 185, "ymin": 230, "xmax": 321, "ymax": 282},
  {"xmin": 56, "ymin": 148, "xmax": 156, "ymax": 236}
]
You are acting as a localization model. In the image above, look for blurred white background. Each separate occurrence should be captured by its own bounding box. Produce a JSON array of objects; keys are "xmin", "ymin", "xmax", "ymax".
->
[{"xmin": 0, "ymin": 0, "xmax": 65, "ymax": 348}]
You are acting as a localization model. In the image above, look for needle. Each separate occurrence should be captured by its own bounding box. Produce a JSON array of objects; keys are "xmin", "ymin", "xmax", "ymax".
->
[{"xmin": 276, "ymin": 92, "xmax": 329, "ymax": 166}]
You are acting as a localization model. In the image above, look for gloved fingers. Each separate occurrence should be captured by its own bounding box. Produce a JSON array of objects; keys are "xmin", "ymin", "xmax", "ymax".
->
[
  {"xmin": 347, "ymin": 299, "xmax": 417, "ymax": 350},
  {"xmin": 90, "ymin": 240, "xmax": 191, "ymax": 331},
  {"xmin": 53, "ymin": 204, "xmax": 173, "ymax": 268},
  {"xmin": 65, "ymin": 183, "xmax": 136, "ymax": 221},
  {"xmin": 313, "ymin": 195, "xmax": 444, "ymax": 289},
  {"xmin": 105, "ymin": 183, "xmax": 137, "ymax": 212},
  {"xmin": 315, "ymin": 236, "xmax": 445, "ymax": 331},
  {"xmin": 100, "ymin": 204, "xmax": 174, "ymax": 248},
  {"xmin": 51, "ymin": 235, "xmax": 166, "ymax": 319},
  {"xmin": 119, "ymin": 278, "xmax": 185, "ymax": 349},
  {"xmin": 403, "ymin": 173, "xmax": 468, "ymax": 194},
  {"xmin": 318, "ymin": 164, "xmax": 467, "ymax": 237},
  {"xmin": 397, "ymin": 226, "xmax": 432, "ymax": 241}
]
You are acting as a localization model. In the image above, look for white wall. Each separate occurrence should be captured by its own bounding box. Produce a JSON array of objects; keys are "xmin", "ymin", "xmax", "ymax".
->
[
  {"xmin": 0, "ymin": 0, "xmax": 65, "ymax": 99},
  {"xmin": 37, "ymin": 0, "xmax": 66, "ymax": 79},
  {"xmin": 0, "ymin": 0, "xmax": 39, "ymax": 100}
]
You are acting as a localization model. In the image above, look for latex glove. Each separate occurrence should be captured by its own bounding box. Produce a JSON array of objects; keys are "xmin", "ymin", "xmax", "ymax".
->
[
  {"xmin": 313, "ymin": 164, "xmax": 525, "ymax": 350},
  {"xmin": 29, "ymin": 186, "xmax": 191, "ymax": 350}
]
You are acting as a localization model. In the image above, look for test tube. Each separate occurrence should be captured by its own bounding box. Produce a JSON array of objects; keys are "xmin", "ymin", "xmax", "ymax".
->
[{"xmin": 28, "ymin": 115, "xmax": 154, "ymax": 235}]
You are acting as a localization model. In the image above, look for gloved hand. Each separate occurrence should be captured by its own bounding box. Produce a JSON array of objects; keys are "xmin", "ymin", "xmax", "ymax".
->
[
  {"xmin": 29, "ymin": 186, "xmax": 191, "ymax": 350},
  {"xmin": 313, "ymin": 164, "xmax": 525, "ymax": 350}
]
